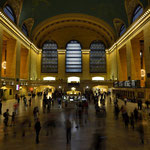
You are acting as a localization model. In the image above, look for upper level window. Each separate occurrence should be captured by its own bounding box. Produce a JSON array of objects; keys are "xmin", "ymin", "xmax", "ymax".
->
[
  {"xmin": 22, "ymin": 24, "xmax": 28, "ymax": 36},
  {"xmin": 132, "ymin": 5, "xmax": 143, "ymax": 23},
  {"xmin": 3, "ymin": 5, "xmax": 16, "ymax": 23},
  {"xmin": 119, "ymin": 24, "xmax": 126, "ymax": 36},
  {"xmin": 41, "ymin": 41, "xmax": 58, "ymax": 73},
  {"xmin": 66, "ymin": 40, "xmax": 82, "ymax": 73},
  {"xmin": 90, "ymin": 41, "xmax": 106, "ymax": 73}
]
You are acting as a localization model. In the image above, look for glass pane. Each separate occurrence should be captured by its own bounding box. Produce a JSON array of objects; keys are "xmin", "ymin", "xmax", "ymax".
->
[
  {"xmin": 90, "ymin": 41, "xmax": 106, "ymax": 73},
  {"xmin": 66, "ymin": 41, "xmax": 82, "ymax": 73},
  {"xmin": 132, "ymin": 6, "xmax": 143, "ymax": 23},
  {"xmin": 4, "ymin": 6, "xmax": 15, "ymax": 23},
  {"xmin": 41, "ymin": 41, "xmax": 58, "ymax": 73}
]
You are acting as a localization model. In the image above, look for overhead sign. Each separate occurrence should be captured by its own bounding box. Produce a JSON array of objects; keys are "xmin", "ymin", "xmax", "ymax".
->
[{"xmin": 114, "ymin": 80, "xmax": 141, "ymax": 88}]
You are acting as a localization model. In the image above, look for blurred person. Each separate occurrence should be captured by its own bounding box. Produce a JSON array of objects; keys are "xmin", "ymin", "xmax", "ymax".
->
[
  {"xmin": 65, "ymin": 119, "xmax": 72, "ymax": 144},
  {"xmin": 0, "ymin": 100, "xmax": 2, "ymax": 114},
  {"xmin": 130, "ymin": 112, "xmax": 135, "ymax": 130},
  {"xmin": 11, "ymin": 112, "xmax": 16, "ymax": 126},
  {"xmin": 34, "ymin": 118, "xmax": 41, "ymax": 144},
  {"xmin": 29, "ymin": 97, "xmax": 32, "ymax": 106},
  {"xmin": 3, "ymin": 109, "xmax": 10, "ymax": 126}
]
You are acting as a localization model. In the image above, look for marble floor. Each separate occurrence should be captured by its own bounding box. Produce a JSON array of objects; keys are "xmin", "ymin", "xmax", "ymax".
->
[{"xmin": 0, "ymin": 96, "xmax": 150, "ymax": 150}]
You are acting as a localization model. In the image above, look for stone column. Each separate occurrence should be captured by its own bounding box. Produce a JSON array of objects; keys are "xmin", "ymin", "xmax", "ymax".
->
[
  {"xmin": 144, "ymin": 22, "xmax": 150, "ymax": 87},
  {"xmin": 126, "ymin": 41, "xmax": 132, "ymax": 80},
  {"xmin": 82, "ymin": 50, "xmax": 90, "ymax": 80},
  {"xmin": 58, "ymin": 50, "xmax": 66, "ymax": 80},
  {"xmin": 15, "ymin": 41, "xmax": 21, "ymax": 80},
  {"xmin": 0, "ymin": 26, "xmax": 3, "ymax": 77}
]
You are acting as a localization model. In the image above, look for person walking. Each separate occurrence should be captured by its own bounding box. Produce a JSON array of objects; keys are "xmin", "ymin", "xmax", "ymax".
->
[
  {"xmin": 124, "ymin": 97, "xmax": 127, "ymax": 105},
  {"xmin": 3, "ymin": 109, "xmax": 10, "ymax": 126},
  {"xmin": 0, "ymin": 100, "xmax": 2, "ymax": 115},
  {"xmin": 65, "ymin": 119, "xmax": 72, "ymax": 144},
  {"xmin": 11, "ymin": 112, "xmax": 16, "ymax": 126},
  {"xmin": 130, "ymin": 112, "xmax": 135, "ymax": 130},
  {"xmin": 29, "ymin": 98, "xmax": 32, "ymax": 106},
  {"xmin": 34, "ymin": 118, "xmax": 41, "ymax": 144},
  {"xmin": 3, "ymin": 109, "xmax": 10, "ymax": 136}
]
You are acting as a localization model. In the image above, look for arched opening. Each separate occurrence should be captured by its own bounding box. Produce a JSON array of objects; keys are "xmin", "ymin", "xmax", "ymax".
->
[
  {"xmin": 22, "ymin": 24, "xmax": 28, "ymax": 36},
  {"xmin": 66, "ymin": 40, "xmax": 82, "ymax": 73},
  {"xmin": 90, "ymin": 41, "xmax": 106, "ymax": 73},
  {"xmin": 41, "ymin": 41, "xmax": 58, "ymax": 73},
  {"xmin": 131, "ymin": 5, "xmax": 143, "ymax": 23},
  {"xmin": 3, "ymin": 5, "xmax": 16, "ymax": 23},
  {"xmin": 119, "ymin": 24, "xmax": 126, "ymax": 36}
]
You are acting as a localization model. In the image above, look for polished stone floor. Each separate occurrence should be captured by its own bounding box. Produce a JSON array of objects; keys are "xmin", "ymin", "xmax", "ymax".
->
[{"xmin": 0, "ymin": 96, "xmax": 150, "ymax": 150}]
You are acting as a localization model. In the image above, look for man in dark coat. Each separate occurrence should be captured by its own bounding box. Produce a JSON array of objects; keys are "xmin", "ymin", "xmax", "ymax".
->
[
  {"xmin": 0, "ymin": 100, "xmax": 2, "ymax": 114},
  {"xmin": 34, "ymin": 118, "xmax": 41, "ymax": 144}
]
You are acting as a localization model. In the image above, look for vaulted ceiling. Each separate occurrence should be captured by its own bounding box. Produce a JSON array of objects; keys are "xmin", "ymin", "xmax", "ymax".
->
[{"xmin": 0, "ymin": 0, "xmax": 148, "ymax": 48}]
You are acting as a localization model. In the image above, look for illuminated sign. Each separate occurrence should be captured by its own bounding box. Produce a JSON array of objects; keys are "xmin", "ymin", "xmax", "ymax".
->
[
  {"xmin": 43, "ymin": 77, "xmax": 56, "ymax": 81},
  {"xmin": 68, "ymin": 77, "xmax": 80, "ymax": 83},
  {"xmin": 92, "ymin": 77, "xmax": 105, "ymax": 81}
]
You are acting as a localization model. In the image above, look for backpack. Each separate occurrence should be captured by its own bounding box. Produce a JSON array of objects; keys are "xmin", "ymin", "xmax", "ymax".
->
[{"xmin": 3, "ymin": 112, "xmax": 7, "ymax": 117}]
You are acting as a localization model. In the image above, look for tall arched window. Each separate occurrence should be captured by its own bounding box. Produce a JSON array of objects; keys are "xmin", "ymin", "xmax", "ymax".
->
[
  {"xmin": 119, "ymin": 24, "xmax": 126, "ymax": 36},
  {"xmin": 41, "ymin": 41, "xmax": 58, "ymax": 73},
  {"xmin": 66, "ymin": 40, "xmax": 82, "ymax": 73},
  {"xmin": 132, "ymin": 5, "xmax": 143, "ymax": 23},
  {"xmin": 22, "ymin": 24, "xmax": 28, "ymax": 36},
  {"xmin": 3, "ymin": 5, "xmax": 16, "ymax": 23},
  {"xmin": 90, "ymin": 41, "xmax": 106, "ymax": 73}
]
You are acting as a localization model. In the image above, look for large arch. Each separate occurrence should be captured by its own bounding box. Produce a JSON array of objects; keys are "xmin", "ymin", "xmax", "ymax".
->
[{"xmin": 32, "ymin": 13, "xmax": 116, "ymax": 49}]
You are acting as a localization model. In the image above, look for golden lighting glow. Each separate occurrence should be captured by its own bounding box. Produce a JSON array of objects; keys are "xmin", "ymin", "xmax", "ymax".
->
[
  {"xmin": 0, "ymin": 11, "xmax": 41, "ymax": 53},
  {"xmin": 43, "ymin": 77, "xmax": 56, "ymax": 81},
  {"xmin": 141, "ymin": 69, "xmax": 146, "ymax": 77},
  {"xmin": 71, "ymin": 87, "xmax": 76, "ymax": 91},
  {"xmin": 82, "ymin": 49, "xmax": 90, "ymax": 54},
  {"xmin": 107, "ymin": 9, "xmax": 150, "ymax": 53},
  {"xmin": 68, "ymin": 77, "xmax": 80, "ymax": 83},
  {"xmin": 2, "ymin": 61, "xmax": 6, "ymax": 69},
  {"xmin": 57, "ymin": 49, "xmax": 66, "ymax": 54},
  {"xmin": 92, "ymin": 77, "xmax": 104, "ymax": 81}
]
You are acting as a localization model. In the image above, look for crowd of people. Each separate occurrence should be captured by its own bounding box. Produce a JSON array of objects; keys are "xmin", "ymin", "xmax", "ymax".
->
[
  {"xmin": 113, "ymin": 97, "xmax": 149, "ymax": 144},
  {"xmin": 0, "ymin": 91, "xmax": 149, "ymax": 148}
]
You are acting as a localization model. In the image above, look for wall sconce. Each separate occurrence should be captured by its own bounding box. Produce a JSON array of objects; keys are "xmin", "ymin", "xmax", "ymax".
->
[{"xmin": 2, "ymin": 61, "xmax": 6, "ymax": 69}]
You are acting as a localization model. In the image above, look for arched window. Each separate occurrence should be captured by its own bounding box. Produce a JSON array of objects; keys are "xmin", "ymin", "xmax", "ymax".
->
[
  {"xmin": 90, "ymin": 41, "xmax": 106, "ymax": 73},
  {"xmin": 132, "ymin": 5, "xmax": 143, "ymax": 23},
  {"xmin": 3, "ymin": 5, "xmax": 16, "ymax": 23},
  {"xmin": 41, "ymin": 41, "xmax": 58, "ymax": 73},
  {"xmin": 22, "ymin": 24, "xmax": 28, "ymax": 36},
  {"xmin": 66, "ymin": 40, "xmax": 82, "ymax": 73},
  {"xmin": 119, "ymin": 24, "xmax": 126, "ymax": 36}
]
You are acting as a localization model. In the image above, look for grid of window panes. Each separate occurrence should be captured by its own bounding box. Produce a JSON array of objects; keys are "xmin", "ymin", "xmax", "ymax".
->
[
  {"xmin": 3, "ymin": 5, "xmax": 16, "ymax": 23},
  {"xmin": 132, "ymin": 5, "xmax": 143, "ymax": 23},
  {"xmin": 90, "ymin": 41, "xmax": 106, "ymax": 73},
  {"xmin": 66, "ymin": 41, "xmax": 82, "ymax": 73},
  {"xmin": 42, "ymin": 41, "xmax": 58, "ymax": 73}
]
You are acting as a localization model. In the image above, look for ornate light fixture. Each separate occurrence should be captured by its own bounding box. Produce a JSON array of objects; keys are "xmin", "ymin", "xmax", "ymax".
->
[{"xmin": 2, "ymin": 61, "xmax": 6, "ymax": 69}]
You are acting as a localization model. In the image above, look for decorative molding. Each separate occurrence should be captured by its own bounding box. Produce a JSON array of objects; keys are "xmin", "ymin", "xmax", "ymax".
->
[
  {"xmin": 0, "ymin": 11, "xmax": 40, "ymax": 53},
  {"xmin": 32, "ymin": 13, "xmax": 116, "ymax": 49},
  {"xmin": 124, "ymin": 0, "xmax": 143, "ymax": 25},
  {"xmin": 22, "ymin": 18, "xmax": 34, "ymax": 37},
  {"xmin": 4, "ymin": 0, "xmax": 24, "ymax": 25},
  {"xmin": 113, "ymin": 18, "xmax": 126, "ymax": 38},
  {"xmin": 107, "ymin": 8, "xmax": 150, "ymax": 53}
]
